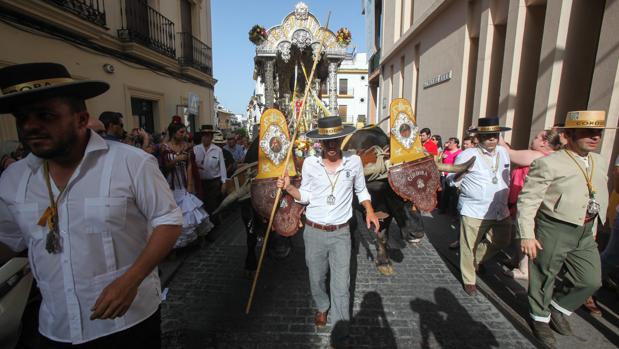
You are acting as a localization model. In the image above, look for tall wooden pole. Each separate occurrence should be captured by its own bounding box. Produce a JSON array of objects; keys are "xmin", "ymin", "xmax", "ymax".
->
[{"xmin": 246, "ymin": 12, "xmax": 331, "ymax": 314}]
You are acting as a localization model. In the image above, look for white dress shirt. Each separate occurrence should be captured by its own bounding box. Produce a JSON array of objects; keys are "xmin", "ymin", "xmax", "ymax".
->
[
  {"xmin": 455, "ymin": 145, "xmax": 510, "ymax": 220},
  {"xmin": 193, "ymin": 143, "xmax": 226, "ymax": 183},
  {"xmin": 0, "ymin": 132, "xmax": 183, "ymax": 344},
  {"xmin": 297, "ymin": 153, "xmax": 371, "ymax": 225}
]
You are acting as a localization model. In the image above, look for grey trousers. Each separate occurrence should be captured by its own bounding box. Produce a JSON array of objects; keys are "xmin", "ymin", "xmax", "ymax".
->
[{"xmin": 303, "ymin": 224, "xmax": 351, "ymax": 325}]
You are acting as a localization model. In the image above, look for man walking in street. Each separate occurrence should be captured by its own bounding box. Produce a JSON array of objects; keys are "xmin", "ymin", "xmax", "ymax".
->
[
  {"xmin": 0, "ymin": 63, "xmax": 183, "ymax": 348},
  {"xmin": 193, "ymin": 125, "xmax": 227, "ymax": 215},
  {"xmin": 517, "ymin": 111, "xmax": 612, "ymax": 347},
  {"xmin": 278, "ymin": 116, "xmax": 379, "ymax": 348},
  {"xmin": 454, "ymin": 117, "xmax": 512, "ymax": 296}
]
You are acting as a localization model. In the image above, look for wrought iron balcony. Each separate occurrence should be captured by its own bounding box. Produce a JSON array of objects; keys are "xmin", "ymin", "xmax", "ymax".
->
[
  {"xmin": 178, "ymin": 32, "xmax": 213, "ymax": 75},
  {"xmin": 44, "ymin": 0, "xmax": 106, "ymax": 27},
  {"xmin": 369, "ymin": 49, "xmax": 381, "ymax": 74},
  {"xmin": 118, "ymin": 0, "xmax": 176, "ymax": 58}
]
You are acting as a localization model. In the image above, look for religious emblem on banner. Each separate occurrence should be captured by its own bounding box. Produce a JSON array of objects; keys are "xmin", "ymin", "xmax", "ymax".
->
[
  {"xmin": 256, "ymin": 108, "xmax": 297, "ymax": 179},
  {"xmin": 389, "ymin": 98, "xmax": 425, "ymax": 165},
  {"xmin": 387, "ymin": 98, "xmax": 440, "ymax": 211}
]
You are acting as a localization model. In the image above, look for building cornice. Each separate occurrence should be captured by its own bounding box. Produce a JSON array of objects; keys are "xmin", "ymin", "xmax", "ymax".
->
[
  {"xmin": 0, "ymin": 0, "xmax": 108, "ymax": 39},
  {"xmin": 0, "ymin": 8, "xmax": 217, "ymax": 89},
  {"xmin": 379, "ymin": 0, "xmax": 454, "ymax": 65},
  {"xmin": 337, "ymin": 69, "xmax": 369, "ymax": 74}
]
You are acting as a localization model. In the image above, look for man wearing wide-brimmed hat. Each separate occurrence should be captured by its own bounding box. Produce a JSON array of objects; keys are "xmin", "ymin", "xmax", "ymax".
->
[
  {"xmin": 0, "ymin": 63, "xmax": 182, "ymax": 347},
  {"xmin": 277, "ymin": 116, "xmax": 380, "ymax": 347},
  {"xmin": 193, "ymin": 124, "xmax": 227, "ymax": 215},
  {"xmin": 453, "ymin": 117, "xmax": 512, "ymax": 297},
  {"xmin": 517, "ymin": 110, "xmax": 614, "ymax": 346}
]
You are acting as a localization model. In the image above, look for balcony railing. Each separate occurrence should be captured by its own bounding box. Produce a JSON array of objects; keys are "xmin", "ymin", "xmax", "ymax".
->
[
  {"xmin": 44, "ymin": 0, "xmax": 106, "ymax": 27},
  {"xmin": 118, "ymin": 0, "xmax": 176, "ymax": 58},
  {"xmin": 369, "ymin": 49, "xmax": 381, "ymax": 74},
  {"xmin": 178, "ymin": 32, "xmax": 213, "ymax": 75}
]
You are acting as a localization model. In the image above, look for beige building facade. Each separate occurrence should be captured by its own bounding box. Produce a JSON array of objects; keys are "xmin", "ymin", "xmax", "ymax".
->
[
  {"xmin": 366, "ymin": 0, "xmax": 618, "ymax": 178},
  {"xmin": 0, "ymin": 0, "xmax": 216, "ymax": 140}
]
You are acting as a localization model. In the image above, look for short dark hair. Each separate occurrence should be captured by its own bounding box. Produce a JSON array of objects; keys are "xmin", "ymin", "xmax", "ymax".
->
[
  {"xmin": 449, "ymin": 137, "xmax": 459, "ymax": 145},
  {"xmin": 462, "ymin": 136, "xmax": 474, "ymax": 143},
  {"xmin": 99, "ymin": 111, "xmax": 123, "ymax": 130},
  {"xmin": 420, "ymin": 128, "xmax": 431, "ymax": 135}
]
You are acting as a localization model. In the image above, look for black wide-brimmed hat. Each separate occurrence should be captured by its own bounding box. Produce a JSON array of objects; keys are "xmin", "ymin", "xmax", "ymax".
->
[
  {"xmin": 199, "ymin": 124, "xmax": 218, "ymax": 133},
  {"xmin": 0, "ymin": 62, "xmax": 109, "ymax": 113},
  {"xmin": 468, "ymin": 117, "xmax": 511, "ymax": 134},
  {"xmin": 305, "ymin": 116, "xmax": 356, "ymax": 140}
]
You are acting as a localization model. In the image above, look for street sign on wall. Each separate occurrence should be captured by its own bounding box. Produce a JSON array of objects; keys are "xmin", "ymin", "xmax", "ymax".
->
[{"xmin": 187, "ymin": 92, "xmax": 200, "ymax": 114}]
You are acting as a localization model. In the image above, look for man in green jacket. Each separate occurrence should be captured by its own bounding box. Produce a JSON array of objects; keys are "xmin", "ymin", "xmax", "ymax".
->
[{"xmin": 517, "ymin": 110, "xmax": 613, "ymax": 347}]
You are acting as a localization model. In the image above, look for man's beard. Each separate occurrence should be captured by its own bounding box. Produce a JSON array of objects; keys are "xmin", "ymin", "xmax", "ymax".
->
[{"xmin": 23, "ymin": 129, "xmax": 77, "ymax": 160}]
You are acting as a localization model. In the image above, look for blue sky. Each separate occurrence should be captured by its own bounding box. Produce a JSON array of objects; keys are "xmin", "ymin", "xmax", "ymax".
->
[{"xmin": 211, "ymin": 0, "xmax": 366, "ymax": 115}]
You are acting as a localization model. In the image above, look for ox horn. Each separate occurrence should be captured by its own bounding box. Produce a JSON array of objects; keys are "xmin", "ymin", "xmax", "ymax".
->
[{"xmin": 435, "ymin": 157, "xmax": 475, "ymax": 174}]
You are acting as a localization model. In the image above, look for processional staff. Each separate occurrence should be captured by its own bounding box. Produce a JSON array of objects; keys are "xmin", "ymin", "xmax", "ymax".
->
[{"xmin": 245, "ymin": 12, "xmax": 332, "ymax": 314}]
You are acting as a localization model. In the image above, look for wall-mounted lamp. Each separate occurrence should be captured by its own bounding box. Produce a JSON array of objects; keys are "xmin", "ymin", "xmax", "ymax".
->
[{"xmin": 102, "ymin": 63, "xmax": 115, "ymax": 74}]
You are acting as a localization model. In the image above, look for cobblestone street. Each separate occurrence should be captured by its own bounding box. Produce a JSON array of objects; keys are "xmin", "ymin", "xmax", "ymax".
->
[{"xmin": 161, "ymin": 208, "xmax": 533, "ymax": 348}]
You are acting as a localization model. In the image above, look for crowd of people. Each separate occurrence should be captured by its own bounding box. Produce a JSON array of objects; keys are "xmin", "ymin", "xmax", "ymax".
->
[
  {"xmin": 422, "ymin": 117, "xmax": 617, "ymax": 347},
  {"xmin": 0, "ymin": 62, "xmax": 617, "ymax": 349}
]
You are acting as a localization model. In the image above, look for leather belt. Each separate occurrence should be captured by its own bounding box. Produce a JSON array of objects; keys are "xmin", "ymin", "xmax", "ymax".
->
[{"xmin": 305, "ymin": 219, "xmax": 348, "ymax": 232}]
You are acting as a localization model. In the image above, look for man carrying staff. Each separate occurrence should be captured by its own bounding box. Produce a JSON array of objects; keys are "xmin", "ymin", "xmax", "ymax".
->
[
  {"xmin": 517, "ymin": 110, "xmax": 612, "ymax": 347},
  {"xmin": 278, "ymin": 116, "xmax": 379, "ymax": 348},
  {"xmin": 0, "ymin": 62, "xmax": 182, "ymax": 348}
]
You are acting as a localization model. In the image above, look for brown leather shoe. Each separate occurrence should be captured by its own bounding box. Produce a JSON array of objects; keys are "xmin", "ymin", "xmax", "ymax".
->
[
  {"xmin": 314, "ymin": 311, "xmax": 327, "ymax": 327},
  {"xmin": 463, "ymin": 284, "xmax": 477, "ymax": 296},
  {"xmin": 583, "ymin": 296, "xmax": 601, "ymax": 316}
]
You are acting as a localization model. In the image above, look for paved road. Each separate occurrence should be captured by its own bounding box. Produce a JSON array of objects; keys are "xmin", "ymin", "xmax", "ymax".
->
[
  {"xmin": 422, "ymin": 211, "xmax": 619, "ymax": 349},
  {"xmin": 161, "ymin": 207, "xmax": 533, "ymax": 348}
]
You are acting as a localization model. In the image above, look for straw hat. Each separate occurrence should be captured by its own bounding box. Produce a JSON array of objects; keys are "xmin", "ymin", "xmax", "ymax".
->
[{"xmin": 563, "ymin": 110, "xmax": 616, "ymax": 129}]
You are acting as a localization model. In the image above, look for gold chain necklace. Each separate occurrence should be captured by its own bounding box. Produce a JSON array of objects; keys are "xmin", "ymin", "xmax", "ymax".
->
[
  {"xmin": 564, "ymin": 149, "xmax": 600, "ymax": 216},
  {"xmin": 322, "ymin": 166, "xmax": 342, "ymax": 206},
  {"xmin": 477, "ymin": 146, "xmax": 500, "ymax": 184}
]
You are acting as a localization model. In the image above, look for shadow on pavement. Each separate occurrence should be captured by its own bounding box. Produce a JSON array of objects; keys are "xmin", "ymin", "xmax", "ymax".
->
[
  {"xmin": 332, "ymin": 291, "xmax": 397, "ymax": 349},
  {"xmin": 410, "ymin": 287, "xmax": 499, "ymax": 349}
]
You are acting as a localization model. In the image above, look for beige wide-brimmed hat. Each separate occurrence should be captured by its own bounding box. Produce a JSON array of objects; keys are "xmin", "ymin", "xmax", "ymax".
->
[
  {"xmin": 563, "ymin": 110, "xmax": 617, "ymax": 129},
  {"xmin": 212, "ymin": 132, "xmax": 226, "ymax": 144}
]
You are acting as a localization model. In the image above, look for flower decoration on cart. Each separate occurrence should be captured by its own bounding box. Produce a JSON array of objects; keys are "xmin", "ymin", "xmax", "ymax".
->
[
  {"xmin": 249, "ymin": 24, "xmax": 268, "ymax": 45},
  {"xmin": 336, "ymin": 27, "xmax": 352, "ymax": 46}
]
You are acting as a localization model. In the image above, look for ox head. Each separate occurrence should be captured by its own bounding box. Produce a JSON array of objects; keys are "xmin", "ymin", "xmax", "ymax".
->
[{"xmin": 435, "ymin": 156, "xmax": 475, "ymax": 174}]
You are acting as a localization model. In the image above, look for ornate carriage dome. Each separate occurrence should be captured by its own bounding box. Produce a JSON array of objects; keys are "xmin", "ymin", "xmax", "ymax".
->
[{"xmin": 254, "ymin": 2, "xmax": 347, "ymax": 62}]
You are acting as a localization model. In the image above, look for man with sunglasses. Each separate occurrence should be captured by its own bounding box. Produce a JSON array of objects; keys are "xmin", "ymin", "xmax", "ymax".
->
[{"xmin": 453, "ymin": 117, "xmax": 512, "ymax": 296}]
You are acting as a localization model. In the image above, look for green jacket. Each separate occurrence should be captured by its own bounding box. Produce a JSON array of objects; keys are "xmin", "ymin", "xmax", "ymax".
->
[{"xmin": 517, "ymin": 149, "xmax": 609, "ymax": 239}]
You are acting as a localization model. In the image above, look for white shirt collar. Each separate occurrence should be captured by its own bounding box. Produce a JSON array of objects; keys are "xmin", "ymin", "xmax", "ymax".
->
[{"xmin": 25, "ymin": 130, "xmax": 109, "ymax": 172}]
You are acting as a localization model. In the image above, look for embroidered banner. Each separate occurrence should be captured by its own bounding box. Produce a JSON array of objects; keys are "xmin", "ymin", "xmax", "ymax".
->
[{"xmin": 389, "ymin": 98, "xmax": 426, "ymax": 165}]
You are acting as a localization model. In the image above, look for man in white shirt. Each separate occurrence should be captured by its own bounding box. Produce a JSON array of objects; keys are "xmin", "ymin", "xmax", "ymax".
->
[
  {"xmin": 193, "ymin": 125, "xmax": 227, "ymax": 215},
  {"xmin": 454, "ymin": 117, "xmax": 512, "ymax": 296},
  {"xmin": 278, "ymin": 116, "xmax": 379, "ymax": 348},
  {"xmin": 0, "ymin": 63, "xmax": 183, "ymax": 348}
]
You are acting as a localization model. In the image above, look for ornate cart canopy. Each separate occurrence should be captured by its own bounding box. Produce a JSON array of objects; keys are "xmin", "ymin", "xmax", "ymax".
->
[{"xmin": 251, "ymin": 2, "xmax": 352, "ymax": 130}]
